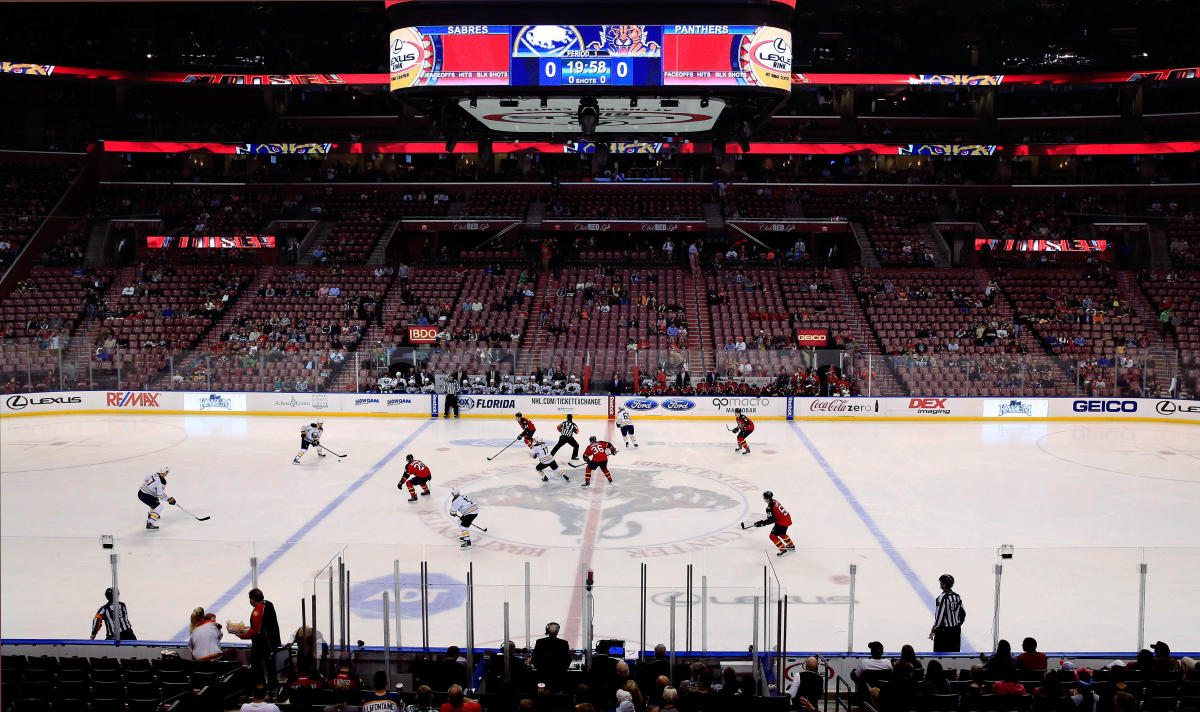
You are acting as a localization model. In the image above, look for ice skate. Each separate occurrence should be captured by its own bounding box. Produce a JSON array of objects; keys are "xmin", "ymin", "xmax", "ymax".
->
[
  {"xmin": 146, "ymin": 521, "xmax": 159, "ymax": 530},
  {"xmin": 541, "ymin": 475, "xmax": 550, "ymax": 482},
  {"xmin": 408, "ymin": 496, "xmax": 418, "ymax": 503}
]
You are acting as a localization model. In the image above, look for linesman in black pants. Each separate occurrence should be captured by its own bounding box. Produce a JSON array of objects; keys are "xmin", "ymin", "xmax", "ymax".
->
[
  {"xmin": 551, "ymin": 413, "xmax": 581, "ymax": 460},
  {"xmin": 929, "ymin": 573, "xmax": 965, "ymax": 652},
  {"xmin": 443, "ymin": 373, "xmax": 460, "ymax": 418}
]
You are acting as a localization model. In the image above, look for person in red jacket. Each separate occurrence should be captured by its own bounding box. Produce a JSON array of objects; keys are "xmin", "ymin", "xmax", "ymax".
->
[
  {"xmin": 516, "ymin": 412, "xmax": 536, "ymax": 446},
  {"xmin": 398, "ymin": 454, "xmax": 432, "ymax": 502},
  {"xmin": 754, "ymin": 491, "xmax": 795, "ymax": 556},
  {"xmin": 733, "ymin": 408, "xmax": 754, "ymax": 455},
  {"xmin": 581, "ymin": 435, "xmax": 617, "ymax": 487}
]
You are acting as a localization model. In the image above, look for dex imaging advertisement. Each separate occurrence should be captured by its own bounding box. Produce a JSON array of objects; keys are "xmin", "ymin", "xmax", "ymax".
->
[{"xmin": 390, "ymin": 24, "xmax": 791, "ymax": 90}]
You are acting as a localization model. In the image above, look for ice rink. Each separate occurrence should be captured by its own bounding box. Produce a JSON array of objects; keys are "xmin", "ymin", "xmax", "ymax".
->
[{"xmin": 3, "ymin": 413, "xmax": 1199, "ymax": 654}]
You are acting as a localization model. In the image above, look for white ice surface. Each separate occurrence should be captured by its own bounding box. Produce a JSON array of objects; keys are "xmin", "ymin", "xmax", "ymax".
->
[{"xmin": 2, "ymin": 415, "xmax": 1198, "ymax": 654}]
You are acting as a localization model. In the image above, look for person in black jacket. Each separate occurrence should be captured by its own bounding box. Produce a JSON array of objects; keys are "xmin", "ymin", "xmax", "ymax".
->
[
  {"xmin": 236, "ymin": 588, "xmax": 282, "ymax": 693},
  {"xmin": 531, "ymin": 622, "xmax": 572, "ymax": 691}
]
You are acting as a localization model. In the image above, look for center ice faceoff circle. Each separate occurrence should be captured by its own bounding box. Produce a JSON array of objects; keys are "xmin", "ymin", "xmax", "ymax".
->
[{"xmin": 432, "ymin": 462, "xmax": 755, "ymax": 551}]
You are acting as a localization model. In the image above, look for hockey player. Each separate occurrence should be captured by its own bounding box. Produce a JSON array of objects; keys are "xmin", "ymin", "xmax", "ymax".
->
[
  {"xmin": 551, "ymin": 414, "xmax": 581, "ymax": 460},
  {"xmin": 397, "ymin": 454, "xmax": 433, "ymax": 502},
  {"xmin": 515, "ymin": 412, "xmax": 536, "ymax": 446},
  {"xmin": 732, "ymin": 408, "xmax": 754, "ymax": 455},
  {"xmin": 581, "ymin": 435, "xmax": 617, "ymax": 487},
  {"xmin": 294, "ymin": 421, "xmax": 327, "ymax": 464},
  {"xmin": 137, "ymin": 466, "xmax": 175, "ymax": 530},
  {"xmin": 753, "ymin": 491, "xmax": 796, "ymax": 556},
  {"xmin": 449, "ymin": 488, "xmax": 480, "ymax": 549},
  {"xmin": 615, "ymin": 406, "xmax": 639, "ymax": 448},
  {"xmin": 530, "ymin": 438, "xmax": 570, "ymax": 483}
]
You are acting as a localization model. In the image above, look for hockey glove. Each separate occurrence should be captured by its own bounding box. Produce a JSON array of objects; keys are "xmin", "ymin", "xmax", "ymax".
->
[
  {"xmin": 168, "ymin": 497, "xmax": 177, "ymax": 505},
  {"xmin": 754, "ymin": 519, "xmax": 768, "ymax": 527},
  {"xmin": 397, "ymin": 476, "xmax": 409, "ymax": 489}
]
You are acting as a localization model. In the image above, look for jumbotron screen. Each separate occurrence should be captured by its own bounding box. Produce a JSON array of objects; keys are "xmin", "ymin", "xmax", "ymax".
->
[{"xmin": 390, "ymin": 24, "xmax": 791, "ymax": 90}]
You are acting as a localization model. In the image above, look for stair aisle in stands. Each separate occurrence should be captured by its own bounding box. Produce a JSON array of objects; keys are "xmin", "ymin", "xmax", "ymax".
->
[
  {"xmin": 686, "ymin": 273, "xmax": 716, "ymax": 379},
  {"xmin": 829, "ymin": 268, "xmax": 904, "ymax": 396},
  {"xmin": 1117, "ymin": 269, "xmax": 1178, "ymax": 393},
  {"xmin": 514, "ymin": 272, "xmax": 550, "ymax": 377}
]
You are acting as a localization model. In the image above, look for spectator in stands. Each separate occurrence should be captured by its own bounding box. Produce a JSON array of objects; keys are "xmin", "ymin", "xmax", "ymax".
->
[
  {"xmin": 1071, "ymin": 670, "xmax": 1099, "ymax": 710},
  {"xmin": 852, "ymin": 641, "xmax": 892, "ymax": 682},
  {"xmin": 362, "ymin": 671, "xmax": 401, "ymax": 711},
  {"xmin": 1033, "ymin": 670, "xmax": 1067, "ymax": 703},
  {"xmin": 235, "ymin": 588, "xmax": 282, "ymax": 695},
  {"xmin": 440, "ymin": 685, "xmax": 481, "ymax": 712},
  {"xmin": 662, "ymin": 688, "xmax": 680, "ymax": 712},
  {"xmin": 1150, "ymin": 641, "xmax": 1181, "ymax": 674},
  {"xmin": 992, "ymin": 668, "xmax": 1025, "ymax": 696},
  {"xmin": 188, "ymin": 606, "xmax": 223, "ymax": 661},
  {"xmin": 322, "ymin": 689, "xmax": 359, "ymax": 712},
  {"xmin": 787, "ymin": 658, "xmax": 823, "ymax": 709},
  {"xmin": 430, "ymin": 646, "xmax": 469, "ymax": 690},
  {"xmin": 241, "ymin": 684, "xmax": 281, "ymax": 712},
  {"xmin": 616, "ymin": 689, "xmax": 636, "ymax": 712},
  {"xmin": 983, "ymin": 639, "xmax": 1016, "ymax": 677},
  {"xmin": 920, "ymin": 661, "xmax": 951, "ymax": 695},
  {"xmin": 1114, "ymin": 692, "xmax": 1138, "ymax": 712},
  {"xmin": 532, "ymin": 622, "xmax": 572, "ymax": 691},
  {"xmin": 878, "ymin": 662, "xmax": 918, "ymax": 712},
  {"xmin": 405, "ymin": 686, "xmax": 436, "ymax": 712},
  {"xmin": 1018, "ymin": 637, "xmax": 1048, "ymax": 672},
  {"xmin": 895, "ymin": 644, "xmax": 922, "ymax": 675}
]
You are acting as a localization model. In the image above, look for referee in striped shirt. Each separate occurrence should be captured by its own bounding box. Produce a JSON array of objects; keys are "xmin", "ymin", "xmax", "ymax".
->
[
  {"xmin": 551, "ymin": 414, "xmax": 581, "ymax": 460},
  {"xmin": 443, "ymin": 372, "xmax": 461, "ymax": 418},
  {"xmin": 929, "ymin": 573, "xmax": 964, "ymax": 652}
]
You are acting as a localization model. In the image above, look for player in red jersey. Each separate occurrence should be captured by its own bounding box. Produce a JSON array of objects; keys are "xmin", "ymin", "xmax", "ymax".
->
[
  {"xmin": 515, "ymin": 412, "xmax": 536, "ymax": 446},
  {"xmin": 397, "ymin": 454, "xmax": 432, "ymax": 502},
  {"xmin": 581, "ymin": 435, "xmax": 617, "ymax": 487},
  {"xmin": 753, "ymin": 491, "xmax": 796, "ymax": 556},
  {"xmin": 732, "ymin": 408, "xmax": 754, "ymax": 455}
]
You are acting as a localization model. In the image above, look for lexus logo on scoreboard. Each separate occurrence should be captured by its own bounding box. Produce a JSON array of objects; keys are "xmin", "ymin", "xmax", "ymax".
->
[{"xmin": 408, "ymin": 326, "xmax": 439, "ymax": 344}]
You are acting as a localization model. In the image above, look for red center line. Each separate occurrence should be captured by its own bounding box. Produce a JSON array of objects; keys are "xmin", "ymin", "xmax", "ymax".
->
[{"xmin": 563, "ymin": 420, "xmax": 615, "ymax": 646}]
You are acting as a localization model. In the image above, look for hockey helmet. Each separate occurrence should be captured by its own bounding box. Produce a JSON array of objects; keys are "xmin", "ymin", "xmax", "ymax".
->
[
  {"xmin": 515, "ymin": 412, "xmax": 523, "ymax": 418},
  {"xmin": 589, "ymin": 435, "xmax": 598, "ymax": 443},
  {"xmin": 762, "ymin": 490, "xmax": 774, "ymax": 501},
  {"xmin": 158, "ymin": 465, "xmax": 170, "ymax": 475},
  {"xmin": 939, "ymin": 574, "xmax": 955, "ymax": 587},
  {"xmin": 451, "ymin": 488, "xmax": 462, "ymax": 497},
  {"xmin": 406, "ymin": 454, "xmax": 414, "ymax": 462}
]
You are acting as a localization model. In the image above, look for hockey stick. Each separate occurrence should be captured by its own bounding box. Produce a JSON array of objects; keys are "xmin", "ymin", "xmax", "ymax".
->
[
  {"xmin": 486, "ymin": 436, "xmax": 522, "ymax": 461},
  {"xmin": 565, "ymin": 461, "xmax": 585, "ymax": 469},
  {"xmin": 739, "ymin": 521, "xmax": 762, "ymax": 530},
  {"xmin": 726, "ymin": 426, "xmax": 739, "ymax": 432},
  {"xmin": 471, "ymin": 523, "xmax": 488, "ymax": 533},
  {"xmin": 174, "ymin": 503, "xmax": 211, "ymax": 522},
  {"xmin": 318, "ymin": 445, "xmax": 347, "ymax": 458}
]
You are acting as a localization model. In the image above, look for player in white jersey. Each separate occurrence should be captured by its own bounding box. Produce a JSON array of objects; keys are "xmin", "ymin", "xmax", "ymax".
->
[
  {"xmin": 448, "ymin": 488, "xmax": 481, "ymax": 548},
  {"xmin": 616, "ymin": 406, "xmax": 639, "ymax": 448},
  {"xmin": 294, "ymin": 421, "xmax": 326, "ymax": 464},
  {"xmin": 137, "ymin": 466, "xmax": 175, "ymax": 530},
  {"xmin": 529, "ymin": 438, "xmax": 570, "ymax": 483}
]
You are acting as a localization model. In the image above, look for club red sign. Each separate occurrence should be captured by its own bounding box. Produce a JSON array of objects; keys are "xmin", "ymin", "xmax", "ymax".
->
[{"xmin": 408, "ymin": 326, "xmax": 438, "ymax": 344}]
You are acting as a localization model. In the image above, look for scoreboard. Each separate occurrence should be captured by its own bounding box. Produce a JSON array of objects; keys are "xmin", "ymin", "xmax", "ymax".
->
[{"xmin": 390, "ymin": 24, "xmax": 791, "ymax": 91}]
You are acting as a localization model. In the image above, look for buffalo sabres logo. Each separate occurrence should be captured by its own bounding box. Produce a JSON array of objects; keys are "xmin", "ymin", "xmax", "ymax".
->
[{"xmin": 464, "ymin": 464, "xmax": 743, "ymax": 544}]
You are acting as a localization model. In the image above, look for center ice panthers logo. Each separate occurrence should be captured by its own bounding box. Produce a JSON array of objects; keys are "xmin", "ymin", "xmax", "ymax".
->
[
  {"xmin": 465, "ymin": 464, "xmax": 744, "ymax": 545},
  {"xmin": 588, "ymin": 25, "xmax": 661, "ymax": 57}
]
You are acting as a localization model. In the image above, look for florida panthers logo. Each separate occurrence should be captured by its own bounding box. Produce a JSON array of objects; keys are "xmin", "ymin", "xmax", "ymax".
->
[
  {"xmin": 588, "ymin": 25, "xmax": 661, "ymax": 56},
  {"xmin": 459, "ymin": 464, "xmax": 748, "ymax": 547}
]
